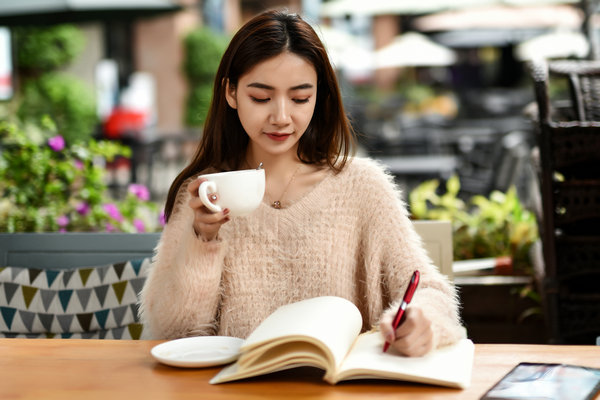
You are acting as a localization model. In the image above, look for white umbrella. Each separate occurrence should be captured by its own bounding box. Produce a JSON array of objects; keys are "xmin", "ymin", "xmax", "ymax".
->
[
  {"xmin": 320, "ymin": 0, "xmax": 579, "ymax": 18},
  {"xmin": 321, "ymin": 0, "xmax": 487, "ymax": 18},
  {"xmin": 413, "ymin": 4, "xmax": 582, "ymax": 31},
  {"xmin": 515, "ymin": 30, "xmax": 590, "ymax": 61},
  {"xmin": 314, "ymin": 25, "xmax": 375, "ymax": 74},
  {"xmin": 315, "ymin": 25, "xmax": 361, "ymax": 66},
  {"xmin": 374, "ymin": 32, "xmax": 456, "ymax": 69}
]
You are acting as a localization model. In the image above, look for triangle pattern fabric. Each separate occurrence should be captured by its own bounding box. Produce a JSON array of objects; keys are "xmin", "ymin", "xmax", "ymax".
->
[
  {"xmin": 113, "ymin": 262, "xmax": 126, "ymax": 280},
  {"xmin": 38, "ymin": 313, "xmax": 54, "ymax": 332},
  {"xmin": 95, "ymin": 309, "xmax": 110, "ymax": 329},
  {"xmin": 0, "ymin": 259, "xmax": 150, "ymax": 339},
  {"xmin": 57, "ymin": 314, "xmax": 74, "ymax": 332},
  {"xmin": 62, "ymin": 270, "xmax": 75, "ymax": 287},
  {"xmin": 130, "ymin": 303, "xmax": 140, "ymax": 322},
  {"xmin": 76, "ymin": 313, "xmax": 93, "ymax": 332},
  {"xmin": 129, "ymin": 277, "xmax": 146, "ymax": 297},
  {"xmin": 58, "ymin": 290, "xmax": 73, "ymax": 312},
  {"xmin": 76, "ymin": 289, "xmax": 92, "ymax": 311},
  {"xmin": 40, "ymin": 290, "xmax": 57, "ymax": 312},
  {"xmin": 112, "ymin": 282, "xmax": 128, "ymax": 304},
  {"xmin": 22, "ymin": 286, "xmax": 38, "ymax": 309},
  {"xmin": 130, "ymin": 259, "xmax": 143, "ymax": 276},
  {"xmin": 128, "ymin": 323, "xmax": 143, "ymax": 340},
  {"xmin": 96, "ymin": 265, "xmax": 109, "ymax": 283},
  {"xmin": 28, "ymin": 269, "xmax": 42, "ymax": 285},
  {"xmin": 78, "ymin": 269, "xmax": 93, "ymax": 287},
  {"xmin": 112, "ymin": 305, "xmax": 128, "ymax": 327},
  {"xmin": 112, "ymin": 326, "xmax": 125, "ymax": 340},
  {"xmin": 3, "ymin": 282, "xmax": 19, "ymax": 304},
  {"xmin": 18, "ymin": 310, "xmax": 35, "ymax": 332},
  {"xmin": 45, "ymin": 270, "xmax": 60, "ymax": 288},
  {"xmin": 1, "ymin": 306, "xmax": 16, "ymax": 330},
  {"xmin": 94, "ymin": 285, "xmax": 109, "ymax": 307},
  {"xmin": 10, "ymin": 267, "xmax": 24, "ymax": 282}
]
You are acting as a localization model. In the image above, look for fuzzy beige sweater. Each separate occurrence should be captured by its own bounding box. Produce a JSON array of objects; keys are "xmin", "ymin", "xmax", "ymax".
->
[{"xmin": 139, "ymin": 157, "xmax": 465, "ymax": 347}]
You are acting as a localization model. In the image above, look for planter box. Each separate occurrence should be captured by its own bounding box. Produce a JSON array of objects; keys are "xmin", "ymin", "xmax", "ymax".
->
[{"xmin": 0, "ymin": 232, "xmax": 160, "ymax": 269}]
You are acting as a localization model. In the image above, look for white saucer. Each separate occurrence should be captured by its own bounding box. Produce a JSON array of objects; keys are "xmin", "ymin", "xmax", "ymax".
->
[{"xmin": 151, "ymin": 336, "xmax": 244, "ymax": 368}]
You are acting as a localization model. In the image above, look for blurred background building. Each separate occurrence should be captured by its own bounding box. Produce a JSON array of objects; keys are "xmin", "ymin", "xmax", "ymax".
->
[{"xmin": 0, "ymin": 0, "xmax": 596, "ymax": 204}]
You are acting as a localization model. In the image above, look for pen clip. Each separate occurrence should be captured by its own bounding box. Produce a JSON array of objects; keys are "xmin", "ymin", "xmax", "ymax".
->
[{"xmin": 403, "ymin": 270, "xmax": 420, "ymax": 303}]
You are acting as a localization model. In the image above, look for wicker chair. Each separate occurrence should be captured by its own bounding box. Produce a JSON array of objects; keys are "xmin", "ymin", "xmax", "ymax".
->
[
  {"xmin": 547, "ymin": 60, "xmax": 600, "ymax": 122},
  {"xmin": 528, "ymin": 59, "xmax": 600, "ymax": 344}
]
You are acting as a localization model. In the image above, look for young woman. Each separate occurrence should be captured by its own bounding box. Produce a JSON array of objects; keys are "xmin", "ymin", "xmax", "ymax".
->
[{"xmin": 139, "ymin": 10, "xmax": 465, "ymax": 357}]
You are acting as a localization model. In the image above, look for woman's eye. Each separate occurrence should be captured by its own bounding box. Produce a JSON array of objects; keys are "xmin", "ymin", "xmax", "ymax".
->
[
  {"xmin": 251, "ymin": 97, "xmax": 269, "ymax": 103},
  {"xmin": 293, "ymin": 98, "xmax": 310, "ymax": 104}
]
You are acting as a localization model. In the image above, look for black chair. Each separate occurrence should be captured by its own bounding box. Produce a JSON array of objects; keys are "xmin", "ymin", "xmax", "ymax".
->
[{"xmin": 528, "ymin": 59, "xmax": 600, "ymax": 344}]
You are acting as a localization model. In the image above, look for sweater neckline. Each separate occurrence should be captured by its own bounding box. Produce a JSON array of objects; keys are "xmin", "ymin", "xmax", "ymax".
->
[{"xmin": 260, "ymin": 164, "xmax": 338, "ymax": 213}]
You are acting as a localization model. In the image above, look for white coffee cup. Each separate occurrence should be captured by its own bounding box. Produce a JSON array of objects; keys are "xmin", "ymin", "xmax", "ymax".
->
[{"xmin": 198, "ymin": 168, "xmax": 265, "ymax": 217}]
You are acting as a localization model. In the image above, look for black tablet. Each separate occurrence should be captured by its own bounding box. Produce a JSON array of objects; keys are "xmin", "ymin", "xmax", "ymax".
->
[{"xmin": 481, "ymin": 362, "xmax": 600, "ymax": 400}]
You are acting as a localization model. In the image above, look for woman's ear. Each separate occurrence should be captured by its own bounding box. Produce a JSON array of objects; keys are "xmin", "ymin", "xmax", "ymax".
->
[{"xmin": 225, "ymin": 79, "xmax": 237, "ymax": 109}]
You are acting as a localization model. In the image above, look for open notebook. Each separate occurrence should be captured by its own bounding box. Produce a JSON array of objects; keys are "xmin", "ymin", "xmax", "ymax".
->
[{"xmin": 210, "ymin": 296, "xmax": 474, "ymax": 388}]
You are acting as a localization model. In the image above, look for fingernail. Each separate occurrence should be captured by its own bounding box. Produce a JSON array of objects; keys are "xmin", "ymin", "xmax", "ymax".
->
[
  {"xmin": 386, "ymin": 334, "xmax": 394, "ymax": 343},
  {"xmin": 223, "ymin": 208, "xmax": 230, "ymax": 215}
]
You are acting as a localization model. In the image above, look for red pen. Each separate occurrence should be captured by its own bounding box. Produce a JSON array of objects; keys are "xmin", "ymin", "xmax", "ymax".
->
[{"xmin": 383, "ymin": 270, "xmax": 420, "ymax": 353}]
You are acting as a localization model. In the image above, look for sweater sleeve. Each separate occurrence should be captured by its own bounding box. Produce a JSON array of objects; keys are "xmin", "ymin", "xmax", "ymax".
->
[
  {"xmin": 358, "ymin": 159, "xmax": 466, "ymax": 348},
  {"xmin": 138, "ymin": 184, "xmax": 227, "ymax": 339}
]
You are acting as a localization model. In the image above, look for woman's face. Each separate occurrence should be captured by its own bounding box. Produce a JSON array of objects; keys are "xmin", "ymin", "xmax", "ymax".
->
[{"xmin": 226, "ymin": 52, "xmax": 317, "ymax": 158}]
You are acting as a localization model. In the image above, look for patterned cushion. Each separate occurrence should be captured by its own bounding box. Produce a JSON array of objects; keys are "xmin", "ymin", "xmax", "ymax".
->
[{"xmin": 0, "ymin": 258, "xmax": 151, "ymax": 339}]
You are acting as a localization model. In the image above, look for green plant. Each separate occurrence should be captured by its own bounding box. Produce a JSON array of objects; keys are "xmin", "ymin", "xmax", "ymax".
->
[
  {"xmin": 409, "ymin": 175, "xmax": 539, "ymax": 274},
  {"xmin": 18, "ymin": 73, "xmax": 97, "ymax": 144},
  {"xmin": 0, "ymin": 118, "xmax": 163, "ymax": 233},
  {"xmin": 10, "ymin": 24, "xmax": 97, "ymax": 144},
  {"xmin": 14, "ymin": 25, "xmax": 85, "ymax": 72},
  {"xmin": 183, "ymin": 27, "xmax": 229, "ymax": 127}
]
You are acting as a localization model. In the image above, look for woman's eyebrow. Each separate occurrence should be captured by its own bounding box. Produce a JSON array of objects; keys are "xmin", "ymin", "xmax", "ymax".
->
[
  {"xmin": 247, "ymin": 82, "xmax": 314, "ymax": 90},
  {"xmin": 247, "ymin": 82, "xmax": 273, "ymax": 90},
  {"xmin": 290, "ymin": 83, "xmax": 314, "ymax": 90}
]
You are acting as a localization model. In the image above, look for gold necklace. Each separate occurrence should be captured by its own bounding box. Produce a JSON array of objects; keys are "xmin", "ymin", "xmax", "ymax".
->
[{"xmin": 271, "ymin": 164, "xmax": 302, "ymax": 209}]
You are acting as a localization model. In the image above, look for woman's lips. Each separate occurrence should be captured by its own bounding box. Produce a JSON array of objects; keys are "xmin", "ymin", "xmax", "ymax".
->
[{"xmin": 265, "ymin": 133, "xmax": 292, "ymax": 141}]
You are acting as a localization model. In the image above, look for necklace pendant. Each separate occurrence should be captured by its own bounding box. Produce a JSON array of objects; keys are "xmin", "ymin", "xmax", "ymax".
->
[{"xmin": 272, "ymin": 200, "xmax": 282, "ymax": 209}]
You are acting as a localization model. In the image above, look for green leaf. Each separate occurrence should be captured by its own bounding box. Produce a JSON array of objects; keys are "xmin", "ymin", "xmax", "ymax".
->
[
  {"xmin": 446, "ymin": 174, "xmax": 460, "ymax": 195},
  {"xmin": 0, "ymin": 120, "xmax": 163, "ymax": 233}
]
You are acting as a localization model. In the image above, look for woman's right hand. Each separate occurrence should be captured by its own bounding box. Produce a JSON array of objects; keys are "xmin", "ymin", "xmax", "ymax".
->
[{"xmin": 187, "ymin": 178, "xmax": 230, "ymax": 241}]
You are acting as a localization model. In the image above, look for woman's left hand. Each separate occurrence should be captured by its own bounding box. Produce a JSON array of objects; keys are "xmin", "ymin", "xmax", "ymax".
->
[{"xmin": 379, "ymin": 304, "xmax": 435, "ymax": 357}]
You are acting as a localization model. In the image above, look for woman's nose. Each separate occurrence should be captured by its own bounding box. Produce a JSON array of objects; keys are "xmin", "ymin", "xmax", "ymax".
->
[{"xmin": 270, "ymin": 98, "xmax": 291, "ymax": 125}]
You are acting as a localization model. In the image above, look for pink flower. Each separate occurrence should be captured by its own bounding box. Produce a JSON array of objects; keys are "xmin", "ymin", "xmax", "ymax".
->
[
  {"xmin": 133, "ymin": 218, "xmax": 146, "ymax": 233},
  {"xmin": 76, "ymin": 202, "xmax": 90, "ymax": 216},
  {"xmin": 105, "ymin": 223, "xmax": 117, "ymax": 232},
  {"xmin": 56, "ymin": 215, "xmax": 69, "ymax": 227},
  {"xmin": 74, "ymin": 160, "xmax": 84, "ymax": 170},
  {"xmin": 103, "ymin": 203, "xmax": 123, "ymax": 222},
  {"xmin": 159, "ymin": 209, "xmax": 166, "ymax": 226},
  {"xmin": 48, "ymin": 135, "xmax": 65, "ymax": 152},
  {"xmin": 128, "ymin": 183, "xmax": 150, "ymax": 201}
]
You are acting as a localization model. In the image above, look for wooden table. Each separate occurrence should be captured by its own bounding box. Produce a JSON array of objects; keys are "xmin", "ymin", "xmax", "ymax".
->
[{"xmin": 2, "ymin": 339, "xmax": 600, "ymax": 400}]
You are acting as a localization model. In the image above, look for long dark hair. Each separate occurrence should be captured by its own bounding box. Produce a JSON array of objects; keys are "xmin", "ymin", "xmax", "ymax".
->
[{"xmin": 164, "ymin": 9, "xmax": 356, "ymax": 221}]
